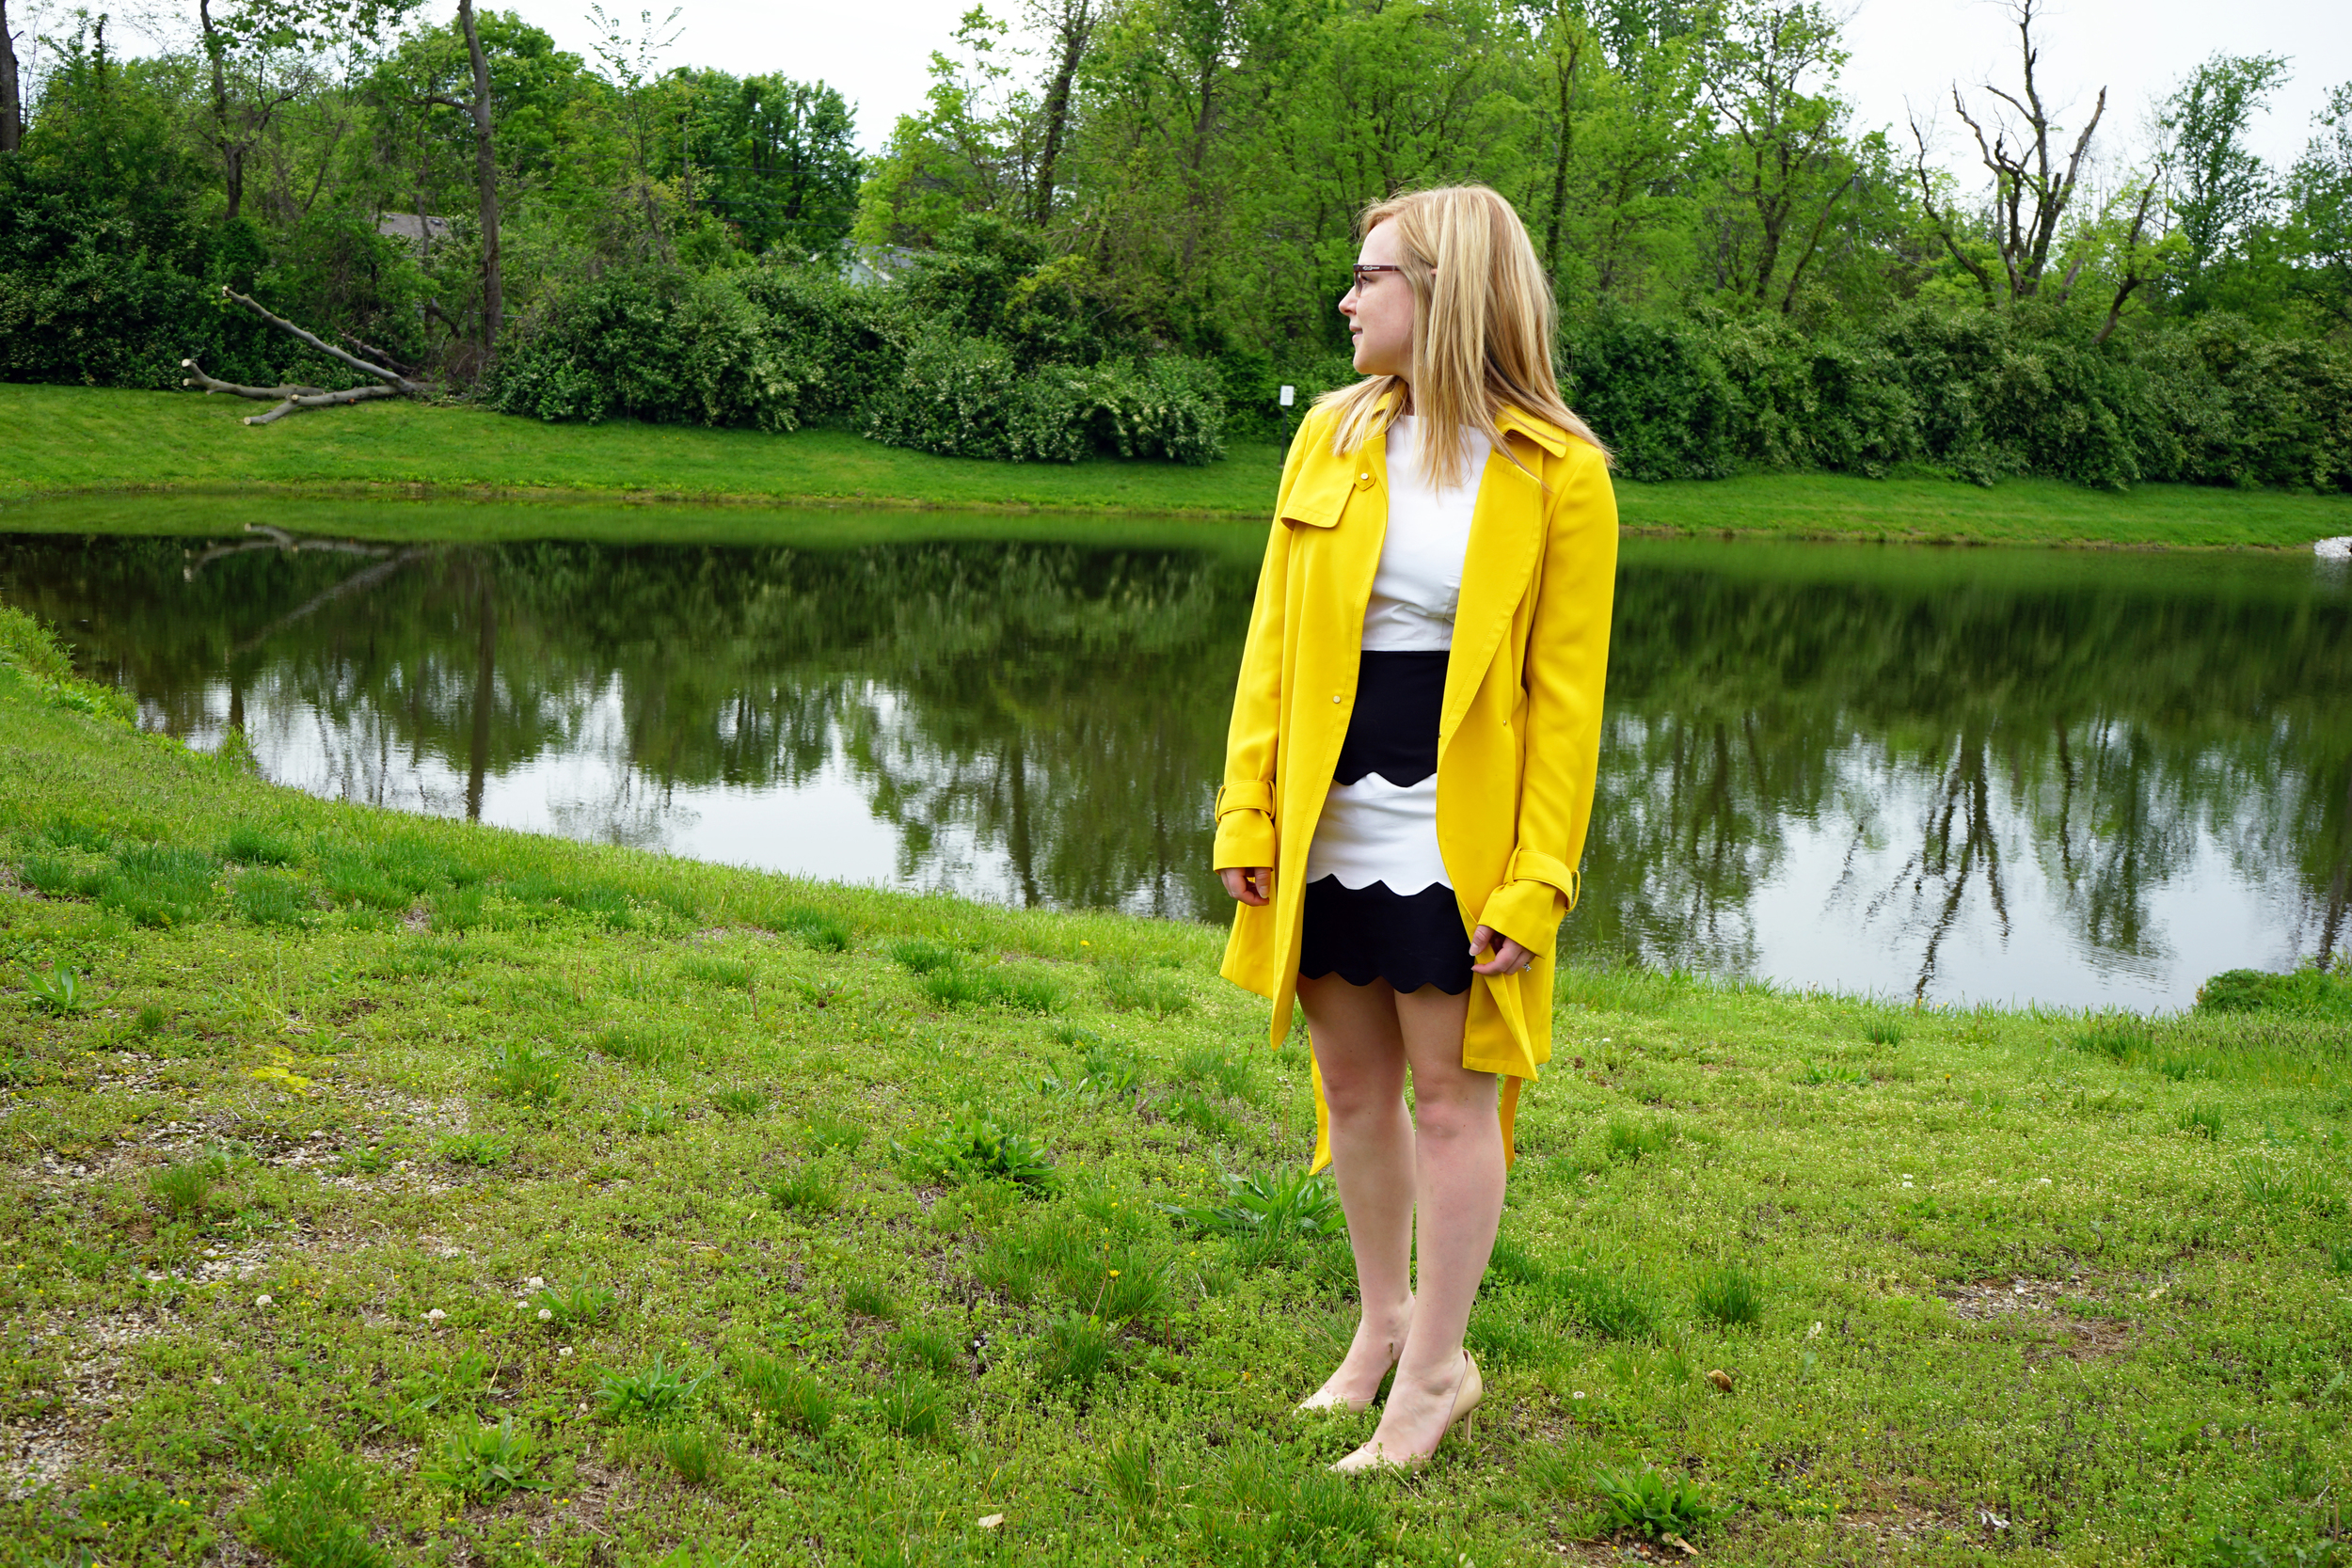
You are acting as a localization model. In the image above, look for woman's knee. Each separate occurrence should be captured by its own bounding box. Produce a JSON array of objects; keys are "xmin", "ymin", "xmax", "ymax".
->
[{"xmin": 1407, "ymin": 1075, "xmax": 1499, "ymax": 1141}]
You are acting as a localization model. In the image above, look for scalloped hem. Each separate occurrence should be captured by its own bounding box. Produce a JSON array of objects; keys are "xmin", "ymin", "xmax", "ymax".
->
[{"xmin": 1297, "ymin": 876, "xmax": 1472, "ymax": 996}]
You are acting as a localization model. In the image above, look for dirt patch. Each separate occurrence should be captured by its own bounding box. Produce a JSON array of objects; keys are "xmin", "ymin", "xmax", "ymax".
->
[{"xmin": 1940, "ymin": 1276, "xmax": 2132, "ymax": 1359}]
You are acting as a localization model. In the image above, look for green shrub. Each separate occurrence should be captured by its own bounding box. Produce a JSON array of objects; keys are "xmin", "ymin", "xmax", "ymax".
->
[
  {"xmin": 422, "ymin": 1416, "xmax": 545, "ymax": 1500},
  {"xmin": 2196, "ymin": 965, "xmax": 2352, "ymax": 1020}
]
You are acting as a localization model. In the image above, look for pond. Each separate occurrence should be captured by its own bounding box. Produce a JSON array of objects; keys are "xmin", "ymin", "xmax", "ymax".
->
[{"xmin": 5, "ymin": 498, "xmax": 2347, "ymax": 1011}]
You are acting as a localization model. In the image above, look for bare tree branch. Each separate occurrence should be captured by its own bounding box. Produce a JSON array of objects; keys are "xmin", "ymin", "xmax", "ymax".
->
[{"xmin": 220, "ymin": 288, "xmax": 426, "ymax": 394}]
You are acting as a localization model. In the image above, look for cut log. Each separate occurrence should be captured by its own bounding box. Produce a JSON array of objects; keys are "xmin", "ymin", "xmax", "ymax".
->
[
  {"xmin": 243, "ymin": 385, "xmax": 399, "ymax": 425},
  {"xmin": 219, "ymin": 287, "xmax": 427, "ymax": 396}
]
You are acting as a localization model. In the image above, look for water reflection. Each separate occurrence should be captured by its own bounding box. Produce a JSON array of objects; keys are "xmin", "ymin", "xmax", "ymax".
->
[{"xmin": 3, "ymin": 517, "xmax": 2345, "ymax": 1008}]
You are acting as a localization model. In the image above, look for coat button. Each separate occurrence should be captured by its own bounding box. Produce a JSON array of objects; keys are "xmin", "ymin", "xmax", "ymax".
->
[{"xmin": 1332, "ymin": 694, "xmax": 1342, "ymax": 703}]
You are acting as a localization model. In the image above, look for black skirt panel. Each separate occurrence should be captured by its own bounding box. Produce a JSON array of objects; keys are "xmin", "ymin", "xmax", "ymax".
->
[
  {"xmin": 1298, "ymin": 877, "xmax": 1472, "ymax": 995},
  {"xmin": 1333, "ymin": 650, "xmax": 1447, "ymax": 787}
]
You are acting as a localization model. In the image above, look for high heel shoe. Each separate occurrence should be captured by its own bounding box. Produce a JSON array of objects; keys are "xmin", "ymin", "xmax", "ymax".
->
[
  {"xmin": 1295, "ymin": 1342, "xmax": 1400, "ymax": 1414},
  {"xmin": 1331, "ymin": 1352, "xmax": 1482, "ymax": 1472}
]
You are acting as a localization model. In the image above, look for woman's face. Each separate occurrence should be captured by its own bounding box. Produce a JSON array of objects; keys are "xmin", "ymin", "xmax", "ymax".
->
[{"xmin": 1342, "ymin": 220, "xmax": 1415, "ymax": 380}]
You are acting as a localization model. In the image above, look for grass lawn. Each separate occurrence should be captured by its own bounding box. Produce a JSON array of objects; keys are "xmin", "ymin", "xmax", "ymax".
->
[
  {"xmin": 8, "ymin": 382, "xmax": 2351, "ymax": 548},
  {"xmin": 3, "ymin": 612, "xmax": 2352, "ymax": 1567}
]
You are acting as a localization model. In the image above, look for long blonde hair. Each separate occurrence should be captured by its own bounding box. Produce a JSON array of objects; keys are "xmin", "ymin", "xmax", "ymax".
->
[{"xmin": 1320, "ymin": 184, "xmax": 1607, "ymax": 487}]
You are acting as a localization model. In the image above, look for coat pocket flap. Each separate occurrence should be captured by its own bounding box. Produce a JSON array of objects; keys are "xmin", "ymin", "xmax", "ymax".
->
[{"xmin": 1279, "ymin": 463, "xmax": 1355, "ymax": 529}]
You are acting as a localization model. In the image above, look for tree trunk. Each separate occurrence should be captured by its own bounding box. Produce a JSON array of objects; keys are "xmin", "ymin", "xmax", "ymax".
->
[
  {"xmin": 1545, "ymin": 26, "xmax": 1584, "ymax": 277},
  {"xmin": 457, "ymin": 0, "xmax": 502, "ymax": 354},
  {"xmin": 198, "ymin": 0, "xmax": 246, "ymax": 218},
  {"xmin": 0, "ymin": 0, "xmax": 24, "ymax": 155},
  {"xmin": 1030, "ymin": 0, "xmax": 1093, "ymax": 226}
]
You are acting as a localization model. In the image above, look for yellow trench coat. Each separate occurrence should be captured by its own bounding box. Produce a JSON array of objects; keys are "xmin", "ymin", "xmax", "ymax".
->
[{"xmin": 1212, "ymin": 393, "xmax": 1618, "ymax": 1170}]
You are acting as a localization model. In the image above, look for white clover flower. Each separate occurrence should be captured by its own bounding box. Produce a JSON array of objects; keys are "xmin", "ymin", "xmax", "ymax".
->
[
  {"xmin": 426, "ymin": 1308, "xmax": 447, "ymax": 1323},
  {"xmin": 527, "ymin": 1276, "xmax": 546, "ymax": 1290},
  {"xmin": 253, "ymin": 1293, "xmax": 273, "ymax": 1307},
  {"xmin": 537, "ymin": 1308, "xmax": 553, "ymax": 1322},
  {"xmin": 558, "ymin": 1346, "xmax": 573, "ymax": 1357}
]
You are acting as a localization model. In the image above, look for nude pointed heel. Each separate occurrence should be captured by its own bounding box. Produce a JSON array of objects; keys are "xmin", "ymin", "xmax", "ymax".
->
[{"xmin": 1447, "ymin": 1354, "xmax": 1484, "ymax": 1447}]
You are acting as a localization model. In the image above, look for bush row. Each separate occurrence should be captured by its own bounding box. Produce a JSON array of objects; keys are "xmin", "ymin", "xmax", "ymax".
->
[
  {"xmin": 1563, "ymin": 305, "xmax": 2352, "ymax": 491},
  {"xmin": 482, "ymin": 265, "xmax": 1229, "ymax": 466}
]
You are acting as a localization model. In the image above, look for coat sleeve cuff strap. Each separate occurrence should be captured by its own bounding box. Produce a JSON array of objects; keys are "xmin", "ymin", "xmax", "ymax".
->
[
  {"xmin": 1215, "ymin": 780, "xmax": 1275, "ymax": 817},
  {"xmin": 1506, "ymin": 847, "xmax": 1581, "ymax": 911}
]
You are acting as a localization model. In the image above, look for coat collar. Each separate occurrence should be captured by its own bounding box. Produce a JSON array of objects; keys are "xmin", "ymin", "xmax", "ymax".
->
[{"xmin": 1368, "ymin": 384, "xmax": 1570, "ymax": 458}]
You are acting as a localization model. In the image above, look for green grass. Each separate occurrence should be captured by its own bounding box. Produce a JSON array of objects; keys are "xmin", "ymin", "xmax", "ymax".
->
[
  {"xmin": 2, "ymin": 605, "xmax": 2351, "ymax": 1564},
  {"xmin": 6, "ymin": 383, "xmax": 2350, "ymax": 546}
]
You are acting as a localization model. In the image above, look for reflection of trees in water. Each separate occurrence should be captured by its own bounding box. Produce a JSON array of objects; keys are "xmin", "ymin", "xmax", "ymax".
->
[
  {"xmin": 0, "ymin": 532, "xmax": 1248, "ymax": 918},
  {"xmin": 1591, "ymin": 553, "xmax": 2352, "ymax": 990},
  {"xmin": 6, "ymin": 530, "xmax": 2350, "ymax": 984}
]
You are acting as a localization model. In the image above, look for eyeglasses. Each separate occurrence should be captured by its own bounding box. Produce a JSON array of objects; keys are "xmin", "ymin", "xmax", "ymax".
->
[{"xmin": 1348, "ymin": 263, "xmax": 1413, "ymax": 293}]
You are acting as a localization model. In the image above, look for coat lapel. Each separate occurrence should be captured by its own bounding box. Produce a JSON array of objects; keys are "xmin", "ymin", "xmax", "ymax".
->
[{"xmin": 1438, "ymin": 429, "xmax": 1545, "ymax": 745}]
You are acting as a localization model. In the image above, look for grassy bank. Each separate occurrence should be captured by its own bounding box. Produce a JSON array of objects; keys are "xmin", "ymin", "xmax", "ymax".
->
[
  {"xmin": 8, "ymin": 383, "xmax": 2352, "ymax": 547},
  {"xmin": 3, "ymin": 608, "xmax": 2351, "ymax": 1567}
]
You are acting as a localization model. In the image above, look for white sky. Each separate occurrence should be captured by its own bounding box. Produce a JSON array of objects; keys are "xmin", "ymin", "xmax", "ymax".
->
[{"xmin": 46, "ymin": 0, "xmax": 2352, "ymax": 176}]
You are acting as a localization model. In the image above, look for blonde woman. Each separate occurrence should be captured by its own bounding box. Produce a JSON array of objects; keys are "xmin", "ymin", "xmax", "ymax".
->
[{"xmin": 1214, "ymin": 185, "xmax": 1616, "ymax": 1471}]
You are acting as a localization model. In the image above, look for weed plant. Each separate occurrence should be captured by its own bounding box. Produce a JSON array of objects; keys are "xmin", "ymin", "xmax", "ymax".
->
[
  {"xmin": 1590, "ymin": 1465, "xmax": 1728, "ymax": 1540},
  {"xmin": 598, "ymin": 1354, "xmax": 711, "ymax": 1424},
  {"xmin": 20, "ymin": 959, "xmax": 87, "ymax": 1014},
  {"xmin": 874, "ymin": 1372, "xmax": 948, "ymax": 1439},
  {"xmin": 895, "ymin": 1109, "xmax": 1057, "ymax": 1189},
  {"xmin": 1692, "ymin": 1263, "xmax": 1765, "ymax": 1328},
  {"xmin": 654, "ymin": 1425, "xmax": 728, "ymax": 1486},
  {"xmin": 1099, "ymin": 960, "xmax": 1191, "ymax": 1015},
  {"xmin": 422, "ymin": 1417, "xmax": 546, "ymax": 1500},
  {"xmin": 842, "ymin": 1277, "xmax": 899, "ymax": 1320},
  {"xmin": 735, "ymin": 1354, "xmax": 835, "ymax": 1438},
  {"xmin": 768, "ymin": 1164, "xmax": 840, "ymax": 1212}
]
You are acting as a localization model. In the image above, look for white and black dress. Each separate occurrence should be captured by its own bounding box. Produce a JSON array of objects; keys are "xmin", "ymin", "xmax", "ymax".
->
[{"xmin": 1297, "ymin": 414, "xmax": 1489, "ymax": 996}]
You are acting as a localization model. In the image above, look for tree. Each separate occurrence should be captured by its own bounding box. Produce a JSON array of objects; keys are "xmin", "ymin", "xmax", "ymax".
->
[
  {"xmin": 2287, "ymin": 82, "xmax": 2352, "ymax": 327},
  {"xmin": 1, "ymin": 0, "xmax": 23, "ymax": 154},
  {"xmin": 1026, "ymin": 0, "xmax": 1097, "ymax": 224},
  {"xmin": 2161, "ymin": 52, "xmax": 2291, "ymax": 311},
  {"xmin": 681, "ymin": 71, "xmax": 860, "ymax": 259},
  {"xmin": 1910, "ymin": 0, "xmax": 2104, "ymax": 304},
  {"xmin": 855, "ymin": 7, "xmax": 1036, "ymax": 248},
  {"xmin": 1698, "ymin": 0, "xmax": 1856, "ymax": 311}
]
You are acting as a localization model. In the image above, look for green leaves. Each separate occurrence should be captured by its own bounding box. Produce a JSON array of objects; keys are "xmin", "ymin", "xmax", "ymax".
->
[
  {"xmin": 1166, "ymin": 1167, "xmax": 1340, "ymax": 1242},
  {"xmin": 1589, "ymin": 1464, "xmax": 1729, "ymax": 1541},
  {"xmin": 894, "ymin": 1109, "xmax": 1057, "ymax": 1191}
]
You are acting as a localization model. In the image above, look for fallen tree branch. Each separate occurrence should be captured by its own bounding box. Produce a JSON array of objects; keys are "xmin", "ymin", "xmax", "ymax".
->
[
  {"xmin": 219, "ymin": 286, "xmax": 427, "ymax": 396},
  {"xmin": 181, "ymin": 360, "xmax": 329, "ymax": 400},
  {"xmin": 337, "ymin": 330, "xmax": 419, "ymax": 375},
  {"xmin": 242, "ymin": 384, "xmax": 399, "ymax": 425}
]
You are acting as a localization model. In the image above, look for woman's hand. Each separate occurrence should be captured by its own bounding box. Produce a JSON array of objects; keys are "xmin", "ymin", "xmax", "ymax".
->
[
  {"xmin": 1220, "ymin": 866, "xmax": 1273, "ymax": 907},
  {"xmin": 1469, "ymin": 925, "xmax": 1535, "ymax": 976}
]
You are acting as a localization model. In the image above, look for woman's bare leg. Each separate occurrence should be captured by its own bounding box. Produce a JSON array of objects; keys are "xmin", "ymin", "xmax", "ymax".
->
[
  {"xmin": 1338, "ymin": 982, "xmax": 1501, "ymax": 1466},
  {"xmin": 1296, "ymin": 972, "xmax": 1415, "ymax": 1410}
]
